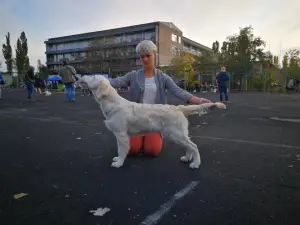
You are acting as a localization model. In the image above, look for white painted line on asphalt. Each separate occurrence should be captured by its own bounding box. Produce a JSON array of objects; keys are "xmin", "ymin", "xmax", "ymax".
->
[
  {"xmin": 140, "ymin": 181, "xmax": 199, "ymax": 225},
  {"xmin": 270, "ymin": 117, "xmax": 300, "ymax": 123},
  {"xmin": 191, "ymin": 135, "xmax": 300, "ymax": 150}
]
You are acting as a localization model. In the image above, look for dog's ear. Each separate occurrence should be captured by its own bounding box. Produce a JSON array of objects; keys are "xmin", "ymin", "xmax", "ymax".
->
[{"xmin": 96, "ymin": 80, "xmax": 110, "ymax": 98}]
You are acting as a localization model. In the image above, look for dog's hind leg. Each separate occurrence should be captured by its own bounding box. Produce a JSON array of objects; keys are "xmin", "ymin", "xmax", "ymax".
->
[
  {"xmin": 168, "ymin": 130, "xmax": 201, "ymax": 169},
  {"xmin": 179, "ymin": 136, "xmax": 201, "ymax": 169},
  {"xmin": 186, "ymin": 139, "xmax": 201, "ymax": 169},
  {"xmin": 111, "ymin": 132, "xmax": 130, "ymax": 168}
]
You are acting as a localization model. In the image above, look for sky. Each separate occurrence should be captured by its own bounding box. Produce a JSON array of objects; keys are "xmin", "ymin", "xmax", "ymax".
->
[{"xmin": 0, "ymin": 0, "xmax": 299, "ymax": 71}]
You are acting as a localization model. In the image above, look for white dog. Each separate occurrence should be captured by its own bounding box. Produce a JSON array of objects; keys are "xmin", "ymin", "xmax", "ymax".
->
[
  {"xmin": 45, "ymin": 90, "xmax": 52, "ymax": 96},
  {"xmin": 79, "ymin": 75, "xmax": 226, "ymax": 169}
]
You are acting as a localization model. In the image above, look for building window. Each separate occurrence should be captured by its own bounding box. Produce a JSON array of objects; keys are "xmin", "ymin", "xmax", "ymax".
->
[
  {"xmin": 144, "ymin": 32, "xmax": 155, "ymax": 41},
  {"xmin": 178, "ymin": 37, "xmax": 181, "ymax": 44},
  {"xmin": 135, "ymin": 33, "xmax": 143, "ymax": 41},
  {"xmin": 171, "ymin": 34, "xmax": 177, "ymax": 42},
  {"xmin": 171, "ymin": 45, "xmax": 180, "ymax": 56}
]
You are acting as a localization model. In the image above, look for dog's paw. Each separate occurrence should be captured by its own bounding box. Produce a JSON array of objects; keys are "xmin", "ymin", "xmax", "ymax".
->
[
  {"xmin": 214, "ymin": 102, "xmax": 226, "ymax": 109},
  {"xmin": 112, "ymin": 157, "xmax": 119, "ymax": 162},
  {"xmin": 111, "ymin": 161, "xmax": 123, "ymax": 168},
  {"xmin": 189, "ymin": 162, "xmax": 200, "ymax": 169},
  {"xmin": 180, "ymin": 156, "xmax": 192, "ymax": 163}
]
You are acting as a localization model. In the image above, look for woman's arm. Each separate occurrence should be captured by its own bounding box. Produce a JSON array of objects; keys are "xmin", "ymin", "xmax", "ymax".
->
[
  {"xmin": 165, "ymin": 75, "xmax": 211, "ymax": 104},
  {"xmin": 109, "ymin": 70, "xmax": 135, "ymax": 88}
]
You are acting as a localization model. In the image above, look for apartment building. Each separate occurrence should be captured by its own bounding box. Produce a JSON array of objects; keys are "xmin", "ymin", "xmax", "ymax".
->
[{"xmin": 45, "ymin": 21, "xmax": 212, "ymax": 75}]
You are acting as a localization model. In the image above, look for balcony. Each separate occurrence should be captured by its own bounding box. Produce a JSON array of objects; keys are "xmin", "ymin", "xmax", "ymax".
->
[
  {"xmin": 45, "ymin": 36, "xmax": 155, "ymax": 55},
  {"xmin": 46, "ymin": 52, "xmax": 139, "ymax": 65},
  {"xmin": 46, "ymin": 57, "xmax": 87, "ymax": 65},
  {"xmin": 182, "ymin": 47, "xmax": 200, "ymax": 56}
]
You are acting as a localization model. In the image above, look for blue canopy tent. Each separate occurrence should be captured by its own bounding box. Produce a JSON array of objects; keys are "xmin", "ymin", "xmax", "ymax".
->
[{"xmin": 47, "ymin": 75, "xmax": 62, "ymax": 81}]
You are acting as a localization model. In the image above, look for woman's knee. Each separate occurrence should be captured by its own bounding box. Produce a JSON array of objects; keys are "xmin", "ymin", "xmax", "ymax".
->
[
  {"xmin": 144, "ymin": 133, "xmax": 162, "ymax": 156},
  {"xmin": 129, "ymin": 136, "xmax": 143, "ymax": 155}
]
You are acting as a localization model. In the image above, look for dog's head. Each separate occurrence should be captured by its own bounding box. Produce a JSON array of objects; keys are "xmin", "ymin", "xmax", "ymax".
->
[{"xmin": 79, "ymin": 75, "xmax": 112, "ymax": 98}]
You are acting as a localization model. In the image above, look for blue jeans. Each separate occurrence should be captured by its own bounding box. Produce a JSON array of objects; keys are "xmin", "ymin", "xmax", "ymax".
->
[
  {"xmin": 64, "ymin": 82, "xmax": 75, "ymax": 101},
  {"xmin": 219, "ymin": 86, "xmax": 228, "ymax": 101},
  {"xmin": 25, "ymin": 81, "xmax": 34, "ymax": 99}
]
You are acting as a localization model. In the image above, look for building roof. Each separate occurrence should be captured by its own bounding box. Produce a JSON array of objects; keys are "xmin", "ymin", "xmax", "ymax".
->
[
  {"xmin": 159, "ymin": 22, "xmax": 182, "ymax": 33},
  {"xmin": 182, "ymin": 36, "xmax": 213, "ymax": 52},
  {"xmin": 45, "ymin": 22, "xmax": 160, "ymax": 44}
]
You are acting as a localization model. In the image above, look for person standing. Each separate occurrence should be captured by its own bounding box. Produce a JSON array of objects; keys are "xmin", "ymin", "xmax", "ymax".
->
[
  {"xmin": 0, "ymin": 72, "xmax": 5, "ymax": 98},
  {"xmin": 24, "ymin": 67, "xmax": 36, "ymax": 101},
  {"xmin": 59, "ymin": 60, "xmax": 77, "ymax": 102},
  {"xmin": 34, "ymin": 74, "xmax": 43, "ymax": 95},
  {"xmin": 0, "ymin": 72, "xmax": 6, "ymax": 98},
  {"xmin": 216, "ymin": 66, "xmax": 230, "ymax": 103},
  {"xmin": 108, "ymin": 40, "xmax": 212, "ymax": 157}
]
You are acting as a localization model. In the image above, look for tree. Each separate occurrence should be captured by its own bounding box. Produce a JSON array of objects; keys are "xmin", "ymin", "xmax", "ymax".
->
[
  {"xmin": 212, "ymin": 41, "xmax": 220, "ymax": 54},
  {"xmin": 169, "ymin": 53, "xmax": 197, "ymax": 86},
  {"xmin": 273, "ymin": 56, "xmax": 279, "ymax": 68},
  {"xmin": 194, "ymin": 50, "xmax": 217, "ymax": 73},
  {"xmin": 15, "ymin": 31, "xmax": 29, "ymax": 77},
  {"xmin": 25, "ymin": 56, "xmax": 30, "ymax": 72},
  {"xmin": 2, "ymin": 32, "xmax": 13, "ymax": 75},
  {"xmin": 37, "ymin": 59, "xmax": 49, "ymax": 79},
  {"xmin": 283, "ymin": 49, "xmax": 300, "ymax": 79},
  {"xmin": 282, "ymin": 54, "xmax": 288, "ymax": 69},
  {"xmin": 218, "ymin": 26, "xmax": 266, "ymax": 73}
]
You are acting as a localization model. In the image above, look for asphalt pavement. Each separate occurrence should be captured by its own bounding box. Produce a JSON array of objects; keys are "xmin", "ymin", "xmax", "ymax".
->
[{"xmin": 0, "ymin": 89, "xmax": 300, "ymax": 225}]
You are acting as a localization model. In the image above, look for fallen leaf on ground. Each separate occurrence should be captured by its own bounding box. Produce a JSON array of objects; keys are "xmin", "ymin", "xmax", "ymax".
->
[
  {"xmin": 14, "ymin": 193, "xmax": 28, "ymax": 199},
  {"xmin": 90, "ymin": 207, "xmax": 110, "ymax": 216}
]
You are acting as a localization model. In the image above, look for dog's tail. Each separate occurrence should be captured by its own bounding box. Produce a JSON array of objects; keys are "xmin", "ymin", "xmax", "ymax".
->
[{"xmin": 176, "ymin": 102, "xmax": 226, "ymax": 116}]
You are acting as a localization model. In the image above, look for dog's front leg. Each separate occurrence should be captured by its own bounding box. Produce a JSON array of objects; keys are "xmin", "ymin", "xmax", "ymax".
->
[{"xmin": 111, "ymin": 132, "xmax": 129, "ymax": 168}]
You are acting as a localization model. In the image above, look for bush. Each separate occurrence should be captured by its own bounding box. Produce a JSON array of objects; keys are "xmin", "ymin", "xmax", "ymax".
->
[{"xmin": 249, "ymin": 74, "xmax": 263, "ymax": 90}]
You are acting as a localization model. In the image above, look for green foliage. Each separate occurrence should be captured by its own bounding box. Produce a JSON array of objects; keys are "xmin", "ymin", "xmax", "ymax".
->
[
  {"xmin": 273, "ymin": 56, "xmax": 279, "ymax": 68},
  {"xmin": 283, "ymin": 49, "xmax": 300, "ymax": 79},
  {"xmin": 169, "ymin": 53, "xmax": 195, "ymax": 78},
  {"xmin": 282, "ymin": 55, "xmax": 288, "ymax": 69},
  {"xmin": 212, "ymin": 41, "xmax": 220, "ymax": 54},
  {"xmin": 2, "ymin": 32, "xmax": 13, "ymax": 74},
  {"xmin": 15, "ymin": 31, "xmax": 29, "ymax": 77},
  {"xmin": 248, "ymin": 70, "xmax": 279, "ymax": 91},
  {"xmin": 25, "ymin": 56, "xmax": 30, "ymax": 72},
  {"xmin": 221, "ymin": 26, "xmax": 266, "ymax": 72},
  {"xmin": 194, "ymin": 26, "xmax": 268, "ymax": 77},
  {"xmin": 37, "ymin": 59, "xmax": 49, "ymax": 79},
  {"xmin": 193, "ymin": 50, "xmax": 218, "ymax": 74},
  {"xmin": 249, "ymin": 74, "xmax": 264, "ymax": 90}
]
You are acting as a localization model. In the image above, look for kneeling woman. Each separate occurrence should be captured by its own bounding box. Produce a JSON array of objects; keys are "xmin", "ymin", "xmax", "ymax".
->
[{"xmin": 109, "ymin": 40, "xmax": 212, "ymax": 156}]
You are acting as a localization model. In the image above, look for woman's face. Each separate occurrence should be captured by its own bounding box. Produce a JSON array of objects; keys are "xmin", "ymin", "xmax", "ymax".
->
[{"xmin": 140, "ymin": 52, "xmax": 155, "ymax": 69}]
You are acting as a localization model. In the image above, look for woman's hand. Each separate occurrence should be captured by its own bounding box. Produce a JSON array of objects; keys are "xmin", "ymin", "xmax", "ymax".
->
[{"xmin": 188, "ymin": 96, "xmax": 212, "ymax": 104}]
